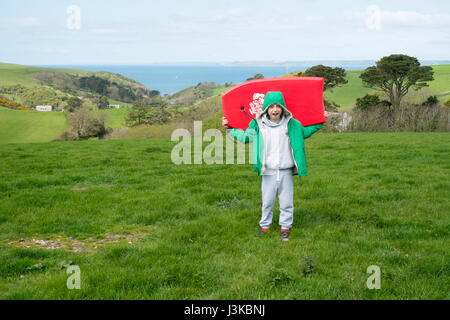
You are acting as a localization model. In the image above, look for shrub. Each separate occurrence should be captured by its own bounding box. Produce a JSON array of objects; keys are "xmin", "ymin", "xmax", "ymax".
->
[
  {"xmin": 66, "ymin": 97, "xmax": 83, "ymax": 112},
  {"xmin": 422, "ymin": 95, "xmax": 439, "ymax": 107},
  {"xmin": 21, "ymin": 87, "xmax": 62, "ymax": 108},
  {"xmin": 0, "ymin": 95, "xmax": 27, "ymax": 110},
  {"xmin": 246, "ymin": 73, "xmax": 264, "ymax": 81},
  {"xmin": 324, "ymin": 99, "xmax": 340, "ymax": 112},
  {"xmin": 355, "ymin": 93, "xmax": 382, "ymax": 110},
  {"xmin": 57, "ymin": 106, "xmax": 111, "ymax": 140}
]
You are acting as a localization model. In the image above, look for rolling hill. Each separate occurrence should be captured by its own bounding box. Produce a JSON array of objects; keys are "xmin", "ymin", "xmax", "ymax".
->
[
  {"xmin": 0, "ymin": 63, "xmax": 449, "ymax": 144},
  {"xmin": 0, "ymin": 62, "xmax": 92, "ymax": 87}
]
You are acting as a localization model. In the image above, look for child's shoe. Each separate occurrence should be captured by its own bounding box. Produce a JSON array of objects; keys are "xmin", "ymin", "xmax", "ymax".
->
[
  {"xmin": 281, "ymin": 229, "xmax": 290, "ymax": 241},
  {"xmin": 255, "ymin": 228, "xmax": 269, "ymax": 237}
]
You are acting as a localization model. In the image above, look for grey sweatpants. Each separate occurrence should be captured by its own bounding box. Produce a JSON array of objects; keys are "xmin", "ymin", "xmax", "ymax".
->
[{"xmin": 260, "ymin": 168, "xmax": 295, "ymax": 230}]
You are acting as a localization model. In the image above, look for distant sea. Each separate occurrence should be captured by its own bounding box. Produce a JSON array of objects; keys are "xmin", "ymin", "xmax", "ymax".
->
[{"xmin": 42, "ymin": 60, "xmax": 450, "ymax": 95}]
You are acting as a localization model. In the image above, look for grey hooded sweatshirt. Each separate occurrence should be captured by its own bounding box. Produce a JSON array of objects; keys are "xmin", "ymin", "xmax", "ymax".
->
[{"xmin": 261, "ymin": 111, "xmax": 295, "ymax": 175}]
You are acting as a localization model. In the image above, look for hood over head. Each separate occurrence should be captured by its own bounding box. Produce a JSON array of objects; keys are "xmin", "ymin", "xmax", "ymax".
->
[{"xmin": 256, "ymin": 91, "xmax": 292, "ymax": 123}]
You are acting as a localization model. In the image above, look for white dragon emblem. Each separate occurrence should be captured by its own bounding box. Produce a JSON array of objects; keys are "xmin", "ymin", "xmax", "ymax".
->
[{"xmin": 249, "ymin": 93, "xmax": 265, "ymax": 116}]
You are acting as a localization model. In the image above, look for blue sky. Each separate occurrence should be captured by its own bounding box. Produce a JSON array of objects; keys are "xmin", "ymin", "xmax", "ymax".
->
[{"xmin": 1, "ymin": 0, "xmax": 449, "ymax": 65}]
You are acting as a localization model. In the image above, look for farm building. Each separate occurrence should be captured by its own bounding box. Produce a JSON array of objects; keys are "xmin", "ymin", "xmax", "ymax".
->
[{"xmin": 36, "ymin": 105, "xmax": 53, "ymax": 111}]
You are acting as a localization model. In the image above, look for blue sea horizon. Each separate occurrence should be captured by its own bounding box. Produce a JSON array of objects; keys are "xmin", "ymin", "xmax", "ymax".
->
[{"xmin": 40, "ymin": 60, "xmax": 450, "ymax": 95}]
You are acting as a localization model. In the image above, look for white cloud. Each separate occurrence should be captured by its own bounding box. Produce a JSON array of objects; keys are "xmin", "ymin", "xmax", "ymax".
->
[
  {"xmin": 347, "ymin": 6, "xmax": 450, "ymax": 31},
  {"xmin": 159, "ymin": 9, "xmax": 324, "ymax": 36},
  {"xmin": 381, "ymin": 10, "xmax": 450, "ymax": 26}
]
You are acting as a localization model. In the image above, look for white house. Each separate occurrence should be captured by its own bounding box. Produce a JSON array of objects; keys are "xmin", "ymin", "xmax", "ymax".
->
[
  {"xmin": 36, "ymin": 105, "xmax": 53, "ymax": 112},
  {"xmin": 108, "ymin": 105, "xmax": 121, "ymax": 109}
]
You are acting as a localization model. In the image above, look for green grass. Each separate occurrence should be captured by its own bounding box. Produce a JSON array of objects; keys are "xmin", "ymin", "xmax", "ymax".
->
[
  {"xmin": 426, "ymin": 65, "xmax": 450, "ymax": 94},
  {"xmin": 93, "ymin": 99, "xmax": 132, "ymax": 130},
  {"xmin": 212, "ymin": 86, "xmax": 232, "ymax": 96},
  {"xmin": 0, "ymin": 132, "xmax": 448, "ymax": 299},
  {"xmin": 324, "ymin": 70, "xmax": 375, "ymax": 110},
  {"xmin": 0, "ymin": 107, "xmax": 67, "ymax": 144},
  {"xmin": 101, "ymin": 107, "xmax": 130, "ymax": 129}
]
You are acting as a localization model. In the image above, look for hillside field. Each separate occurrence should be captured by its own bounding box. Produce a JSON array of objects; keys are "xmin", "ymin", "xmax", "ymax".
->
[
  {"xmin": 0, "ymin": 63, "xmax": 449, "ymax": 144},
  {"xmin": 303, "ymin": 65, "xmax": 450, "ymax": 110},
  {"xmin": 0, "ymin": 63, "xmax": 93, "ymax": 87},
  {"xmin": 0, "ymin": 107, "xmax": 67, "ymax": 144},
  {"xmin": 0, "ymin": 132, "xmax": 448, "ymax": 299}
]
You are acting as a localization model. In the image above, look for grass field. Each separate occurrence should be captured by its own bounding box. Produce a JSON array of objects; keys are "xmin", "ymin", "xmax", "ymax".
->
[
  {"xmin": 0, "ymin": 107, "xmax": 67, "ymax": 144},
  {"xmin": 94, "ymin": 99, "xmax": 133, "ymax": 130},
  {"xmin": 426, "ymin": 65, "xmax": 450, "ymax": 94},
  {"xmin": 0, "ymin": 132, "xmax": 448, "ymax": 299},
  {"xmin": 324, "ymin": 70, "xmax": 375, "ymax": 109},
  {"xmin": 101, "ymin": 107, "xmax": 130, "ymax": 130}
]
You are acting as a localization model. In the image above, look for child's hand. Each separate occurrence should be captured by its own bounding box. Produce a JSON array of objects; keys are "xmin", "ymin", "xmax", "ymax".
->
[
  {"xmin": 222, "ymin": 116, "xmax": 229, "ymax": 128},
  {"xmin": 324, "ymin": 111, "xmax": 329, "ymax": 118}
]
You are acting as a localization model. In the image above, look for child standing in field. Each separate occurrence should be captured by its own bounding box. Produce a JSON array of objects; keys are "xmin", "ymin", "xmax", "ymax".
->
[{"xmin": 222, "ymin": 91, "xmax": 327, "ymax": 241}]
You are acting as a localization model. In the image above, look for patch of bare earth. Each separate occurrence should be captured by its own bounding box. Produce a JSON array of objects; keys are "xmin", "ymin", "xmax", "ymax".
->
[{"xmin": 7, "ymin": 231, "xmax": 151, "ymax": 252}]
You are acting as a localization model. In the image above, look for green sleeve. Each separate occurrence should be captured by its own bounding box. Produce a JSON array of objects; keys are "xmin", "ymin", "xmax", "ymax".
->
[
  {"xmin": 302, "ymin": 123, "xmax": 323, "ymax": 139},
  {"xmin": 228, "ymin": 119, "xmax": 258, "ymax": 144}
]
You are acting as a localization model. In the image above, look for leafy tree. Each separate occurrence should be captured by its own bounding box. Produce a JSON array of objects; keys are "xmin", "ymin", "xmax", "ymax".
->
[
  {"xmin": 149, "ymin": 90, "xmax": 160, "ymax": 98},
  {"xmin": 97, "ymin": 96, "xmax": 110, "ymax": 109},
  {"xmin": 146, "ymin": 99, "xmax": 171, "ymax": 125},
  {"xmin": 298, "ymin": 65, "xmax": 348, "ymax": 111},
  {"xmin": 118, "ymin": 86, "xmax": 137, "ymax": 100},
  {"xmin": 78, "ymin": 76, "xmax": 109, "ymax": 96},
  {"xmin": 125, "ymin": 99, "xmax": 150, "ymax": 126},
  {"xmin": 301, "ymin": 65, "xmax": 348, "ymax": 91},
  {"xmin": 360, "ymin": 54, "xmax": 434, "ymax": 108},
  {"xmin": 246, "ymin": 73, "xmax": 264, "ymax": 81},
  {"xmin": 323, "ymin": 100, "xmax": 341, "ymax": 112},
  {"xmin": 67, "ymin": 97, "xmax": 83, "ymax": 112}
]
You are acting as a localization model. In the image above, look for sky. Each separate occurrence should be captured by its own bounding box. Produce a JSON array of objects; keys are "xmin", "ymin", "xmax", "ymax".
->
[{"xmin": 1, "ymin": 0, "xmax": 450, "ymax": 65}]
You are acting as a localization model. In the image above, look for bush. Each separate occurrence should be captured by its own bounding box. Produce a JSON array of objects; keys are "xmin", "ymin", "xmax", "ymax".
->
[
  {"xmin": 324, "ymin": 99, "xmax": 340, "ymax": 112},
  {"xmin": 0, "ymin": 95, "xmax": 28, "ymax": 110},
  {"xmin": 355, "ymin": 93, "xmax": 382, "ymax": 110},
  {"xmin": 53, "ymin": 130, "xmax": 79, "ymax": 141},
  {"xmin": 246, "ymin": 73, "xmax": 264, "ymax": 81},
  {"xmin": 67, "ymin": 97, "xmax": 83, "ymax": 112},
  {"xmin": 422, "ymin": 95, "xmax": 439, "ymax": 107},
  {"xmin": 56, "ymin": 106, "xmax": 111, "ymax": 140},
  {"xmin": 21, "ymin": 87, "xmax": 62, "ymax": 108}
]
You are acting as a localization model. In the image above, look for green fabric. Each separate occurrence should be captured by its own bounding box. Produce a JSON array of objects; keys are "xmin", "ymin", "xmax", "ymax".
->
[
  {"xmin": 229, "ymin": 91, "xmax": 323, "ymax": 177},
  {"xmin": 261, "ymin": 91, "xmax": 287, "ymax": 111}
]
